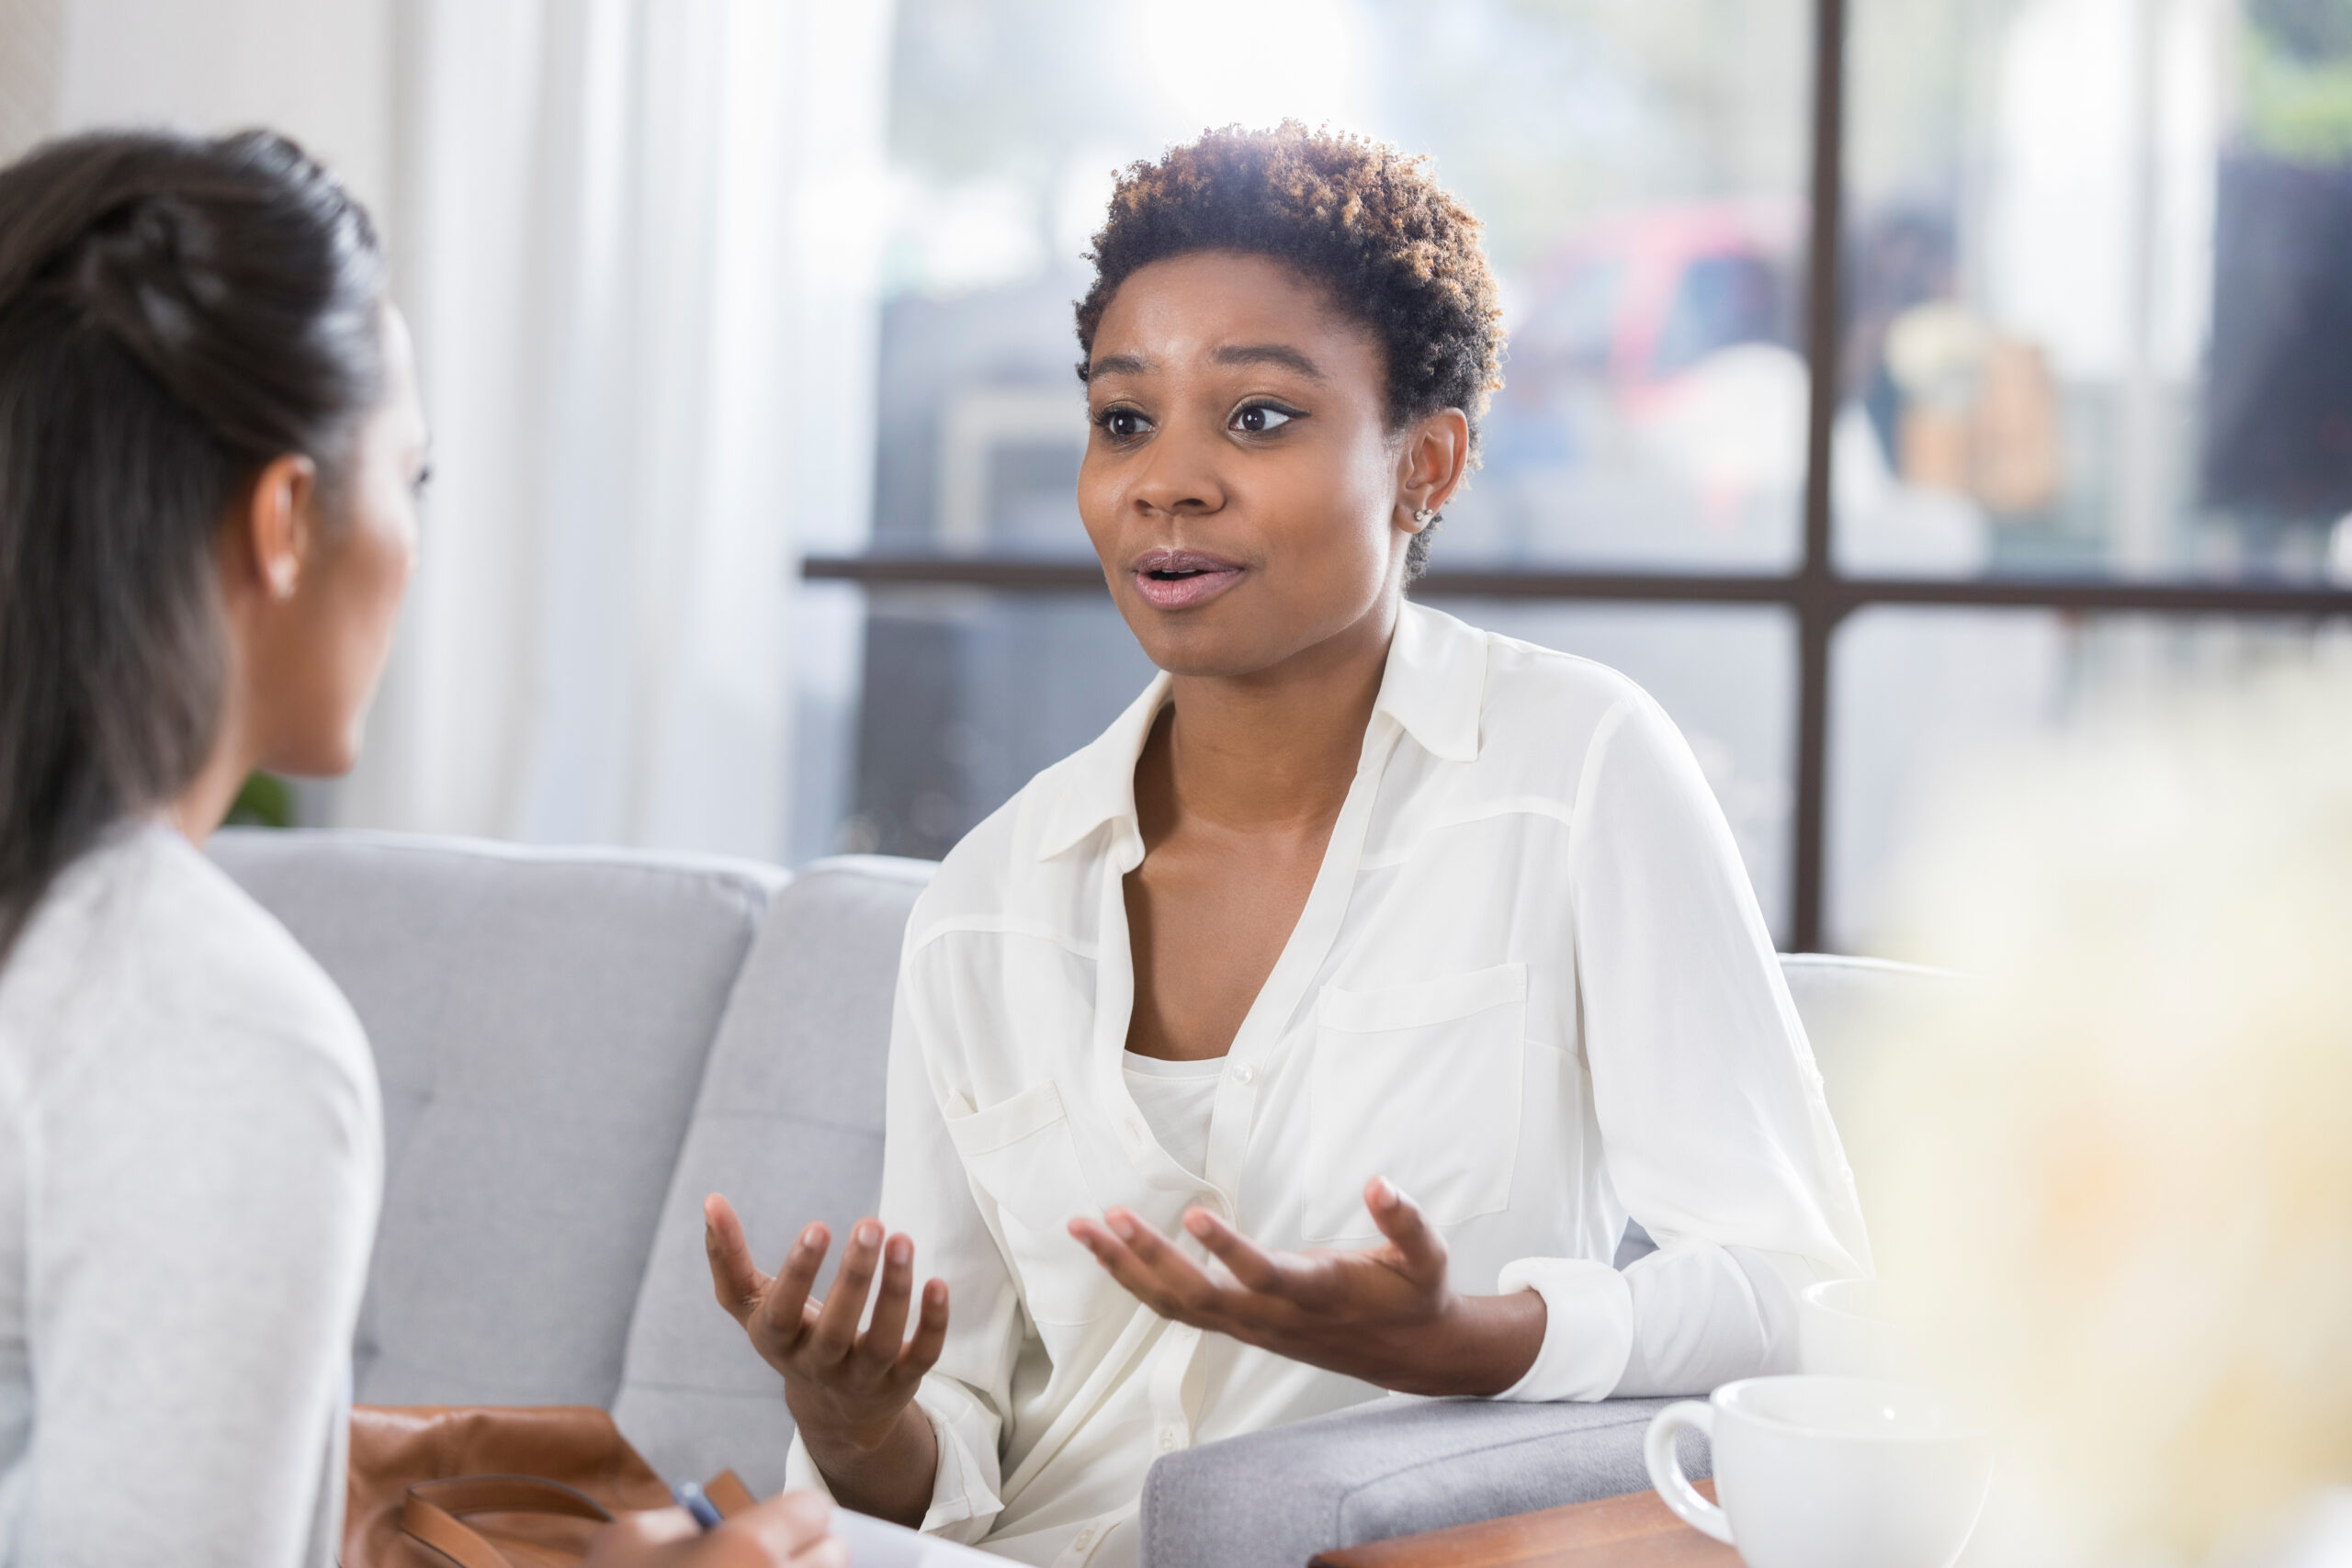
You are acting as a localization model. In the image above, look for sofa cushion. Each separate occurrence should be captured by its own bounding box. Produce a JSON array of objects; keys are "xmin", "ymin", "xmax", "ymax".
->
[
  {"xmin": 209, "ymin": 829, "xmax": 781, "ymax": 1407},
  {"xmin": 1140, "ymin": 1394, "xmax": 1707, "ymax": 1568},
  {"xmin": 611, "ymin": 856, "xmax": 933, "ymax": 1493}
]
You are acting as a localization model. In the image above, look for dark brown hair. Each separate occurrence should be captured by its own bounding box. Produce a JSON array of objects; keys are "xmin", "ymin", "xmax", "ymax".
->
[
  {"xmin": 1076, "ymin": 122, "xmax": 1505, "ymax": 577},
  {"xmin": 0, "ymin": 129, "xmax": 387, "ymax": 959}
]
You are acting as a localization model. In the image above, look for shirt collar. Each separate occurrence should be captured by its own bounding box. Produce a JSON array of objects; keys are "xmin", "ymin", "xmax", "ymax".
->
[
  {"xmin": 1033, "ymin": 599, "xmax": 1487, "ymax": 863},
  {"xmin": 1374, "ymin": 599, "xmax": 1487, "ymax": 766},
  {"xmin": 1035, "ymin": 672, "xmax": 1172, "ymax": 863}
]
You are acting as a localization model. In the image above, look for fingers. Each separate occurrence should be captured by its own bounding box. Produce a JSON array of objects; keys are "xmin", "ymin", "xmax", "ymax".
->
[
  {"xmin": 853, "ymin": 1233, "xmax": 918, "ymax": 1374},
  {"xmin": 755, "ymin": 1223, "xmax": 831, "ymax": 1353},
  {"xmin": 1069, "ymin": 1209, "xmax": 1230, "ymax": 1324},
  {"xmin": 1182, "ymin": 1208, "xmax": 1289, "ymax": 1294},
  {"xmin": 1112, "ymin": 1208, "xmax": 1190, "ymax": 1275},
  {"xmin": 808, "ymin": 1219, "xmax": 885, "ymax": 1363},
  {"xmin": 783, "ymin": 1537, "xmax": 849, "ymax": 1568},
  {"xmin": 703, "ymin": 1195, "xmax": 772, "ymax": 1324},
  {"xmin": 619, "ymin": 1491, "xmax": 839, "ymax": 1568},
  {"xmin": 763, "ymin": 1485, "xmax": 837, "ymax": 1544},
  {"xmin": 716, "ymin": 1490, "xmax": 839, "ymax": 1566},
  {"xmin": 1366, "ymin": 1177, "xmax": 1447, "ymax": 1280},
  {"xmin": 579, "ymin": 1507, "xmax": 697, "ymax": 1568},
  {"xmin": 897, "ymin": 1277, "xmax": 951, "ymax": 1380}
]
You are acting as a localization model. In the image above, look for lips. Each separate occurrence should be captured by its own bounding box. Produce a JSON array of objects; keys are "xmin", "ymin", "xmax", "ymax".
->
[{"xmin": 1130, "ymin": 548, "xmax": 1244, "ymax": 611}]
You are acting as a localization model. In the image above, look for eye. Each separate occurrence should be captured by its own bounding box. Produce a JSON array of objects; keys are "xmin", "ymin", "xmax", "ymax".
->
[
  {"xmin": 410, "ymin": 464, "xmax": 435, "ymax": 498},
  {"xmin": 1095, "ymin": 406, "xmax": 1150, "ymax": 440},
  {"xmin": 1230, "ymin": 401, "xmax": 1299, "ymax": 434}
]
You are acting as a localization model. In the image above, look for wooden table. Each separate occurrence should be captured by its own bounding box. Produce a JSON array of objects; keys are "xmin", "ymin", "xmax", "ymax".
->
[{"xmin": 1311, "ymin": 1483, "xmax": 1736, "ymax": 1568}]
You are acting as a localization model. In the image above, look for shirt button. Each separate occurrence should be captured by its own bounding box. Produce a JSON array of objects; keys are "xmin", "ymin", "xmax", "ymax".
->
[
  {"xmin": 1158, "ymin": 1427, "xmax": 1184, "ymax": 1451},
  {"xmin": 1073, "ymin": 1527, "xmax": 1096, "ymax": 1549},
  {"xmin": 1230, "ymin": 1062, "xmax": 1255, "ymax": 1086}
]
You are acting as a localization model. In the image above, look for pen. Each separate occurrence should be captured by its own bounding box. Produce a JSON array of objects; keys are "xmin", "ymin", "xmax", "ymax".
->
[{"xmin": 671, "ymin": 1480, "xmax": 724, "ymax": 1532}]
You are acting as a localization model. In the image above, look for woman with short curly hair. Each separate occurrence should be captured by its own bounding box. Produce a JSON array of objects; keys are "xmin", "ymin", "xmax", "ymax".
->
[{"xmin": 708, "ymin": 123, "xmax": 1870, "ymax": 1566}]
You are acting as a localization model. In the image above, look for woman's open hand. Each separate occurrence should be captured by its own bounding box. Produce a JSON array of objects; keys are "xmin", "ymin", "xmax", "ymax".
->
[
  {"xmin": 702, "ymin": 1194, "xmax": 945, "ymax": 1527},
  {"xmin": 1067, "ymin": 1177, "xmax": 1545, "ymax": 1397}
]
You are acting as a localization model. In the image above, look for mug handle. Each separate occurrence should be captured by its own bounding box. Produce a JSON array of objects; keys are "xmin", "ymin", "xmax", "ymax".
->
[{"xmin": 1644, "ymin": 1400, "xmax": 1734, "ymax": 1546}]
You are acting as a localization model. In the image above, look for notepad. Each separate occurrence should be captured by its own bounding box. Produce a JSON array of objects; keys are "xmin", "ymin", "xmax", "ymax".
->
[{"xmin": 831, "ymin": 1508, "xmax": 1007, "ymax": 1565}]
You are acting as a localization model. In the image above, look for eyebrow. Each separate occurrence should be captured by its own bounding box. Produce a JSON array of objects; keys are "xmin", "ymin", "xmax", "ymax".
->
[
  {"xmin": 1083, "ymin": 344, "xmax": 1329, "ymax": 383},
  {"xmin": 1085, "ymin": 352, "xmax": 1151, "ymax": 379},
  {"xmin": 1213, "ymin": 344, "xmax": 1327, "ymax": 380}
]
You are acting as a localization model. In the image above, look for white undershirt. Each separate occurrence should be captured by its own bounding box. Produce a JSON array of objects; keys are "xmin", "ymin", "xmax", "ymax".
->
[{"xmin": 1118, "ymin": 1052, "xmax": 1224, "ymax": 1179}]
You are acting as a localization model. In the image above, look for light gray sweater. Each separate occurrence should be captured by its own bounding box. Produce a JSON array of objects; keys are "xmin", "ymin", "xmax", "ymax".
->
[{"xmin": 0, "ymin": 825, "xmax": 381, "ymax": 1567}]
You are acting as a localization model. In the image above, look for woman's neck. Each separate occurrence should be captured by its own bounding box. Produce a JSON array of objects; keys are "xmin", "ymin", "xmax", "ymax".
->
[
  {"xmin": 1148, "ymin": 606, "xmax": 1395, "ymax": 837},
  {"xmin": 166, "ymin": 682, "xmax": 259, "ymax": 844}
]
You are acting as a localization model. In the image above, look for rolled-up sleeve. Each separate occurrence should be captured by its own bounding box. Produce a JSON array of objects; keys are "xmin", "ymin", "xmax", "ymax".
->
[
  {"xmin": 782, "ymin": 935, "xmax": 1024, "ymax": 1541},
  {"xmin": 1494, "ymin": 693, "xmax": 1872, "ymax": 1403}
]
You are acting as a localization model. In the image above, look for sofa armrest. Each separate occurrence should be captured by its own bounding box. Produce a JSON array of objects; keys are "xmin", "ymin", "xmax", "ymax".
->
[{"xmin": 1139, "ymin": 1396, "xmax": 1710, "ymax": 1568}]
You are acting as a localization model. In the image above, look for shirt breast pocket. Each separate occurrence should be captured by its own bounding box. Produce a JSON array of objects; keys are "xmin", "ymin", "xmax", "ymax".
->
[
  {"xmin": 943, "ymin": 1080, "xmax": 1115, "ymax": 1327},
  {"xmin": 1303, "ymin": 963, "xmax": 1528, "ymax": 1243}
]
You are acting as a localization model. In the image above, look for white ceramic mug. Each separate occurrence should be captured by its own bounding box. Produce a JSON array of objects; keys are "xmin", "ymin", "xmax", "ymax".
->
[{"xmin": 1645, "ymin": 1375, "xmax": 1992, "ymax": 1568}]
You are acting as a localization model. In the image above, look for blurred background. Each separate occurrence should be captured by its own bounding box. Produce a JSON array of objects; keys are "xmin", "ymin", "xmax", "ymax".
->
[{"xmin": 4, "ymin": 0, "xmax": 2349, "ymax": 953}]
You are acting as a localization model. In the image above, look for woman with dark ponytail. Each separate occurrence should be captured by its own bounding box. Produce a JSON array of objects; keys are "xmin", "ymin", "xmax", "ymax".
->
[
  {"xmin": 0, "ymin": 131, "xmax": 840, "ymax": 1567},
  {"xmin": 0, "ymin": 129, "xmax": 395, "ymax": 961}
]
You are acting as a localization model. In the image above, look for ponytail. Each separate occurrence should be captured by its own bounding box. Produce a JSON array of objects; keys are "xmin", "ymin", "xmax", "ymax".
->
[{"xmin": 0, "ymin": 130, "xmax": 386, "ymax": 960}]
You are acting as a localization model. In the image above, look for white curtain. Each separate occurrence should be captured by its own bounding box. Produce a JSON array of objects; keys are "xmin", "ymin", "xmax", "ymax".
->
[
  {"xmin": 339, "ymin": 0, "xmax": 890, "ymax": 859},
  {"xmin": 0, "ymin": 0, "xmax": 64, "ymax": 164}
]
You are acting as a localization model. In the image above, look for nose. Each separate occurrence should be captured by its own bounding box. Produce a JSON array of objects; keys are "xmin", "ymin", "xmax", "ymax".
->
[{"xmin": 1125, "ymin": 423, "xmax": 1226, "ymax": 518}]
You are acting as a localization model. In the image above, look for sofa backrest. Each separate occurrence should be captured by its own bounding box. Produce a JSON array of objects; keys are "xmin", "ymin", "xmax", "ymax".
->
[
  {"xmin": 1777, "ymin": 952, "xmax": 1961, "ymax": 1147},
  {"xmin": 610, "ymin": 855, "xmax": 933, "ymax": 1494},
  {"xmin": 209, "ymin": 829, "xmax": 783, "ymax": 1408},
  {"xmin": 214, "ymin": 828, "xmax": 1950, "ymax": 1491},
  {"xmin": 1778, "ymin": 953, "xmax": 1962, "ymax": 1240}
]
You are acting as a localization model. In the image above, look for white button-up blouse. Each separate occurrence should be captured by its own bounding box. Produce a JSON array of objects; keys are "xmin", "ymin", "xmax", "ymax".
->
[{"xmin": 785, "ymin": 602, "xmax": 1871, "ymax": 1566}]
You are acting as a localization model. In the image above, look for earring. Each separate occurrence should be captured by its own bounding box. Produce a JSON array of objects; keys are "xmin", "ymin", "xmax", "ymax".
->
[
  {"xmin": 1411, "ymin": 507, "xmax": 1436, "ymax": 526},
  {"xmin": 269, "ymin": 562, "xmax": 297, "ymax": 599}
]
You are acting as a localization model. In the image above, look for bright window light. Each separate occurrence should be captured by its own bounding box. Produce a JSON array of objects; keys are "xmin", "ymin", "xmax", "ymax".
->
[{"xmin": 1132, "ymin": 0, "xmax": 1366, "ymax": 138}]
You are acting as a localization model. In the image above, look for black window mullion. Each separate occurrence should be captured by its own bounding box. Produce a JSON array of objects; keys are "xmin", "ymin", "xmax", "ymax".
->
[{"xmin": 1792, "ymin": 0, "xmax": 1850, "ymax": 953}]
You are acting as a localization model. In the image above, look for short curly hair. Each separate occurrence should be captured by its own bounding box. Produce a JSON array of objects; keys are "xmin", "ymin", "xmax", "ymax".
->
[{"xmin": 1076, "ymin": 123, "xmax": 1505, "ymax": 579}]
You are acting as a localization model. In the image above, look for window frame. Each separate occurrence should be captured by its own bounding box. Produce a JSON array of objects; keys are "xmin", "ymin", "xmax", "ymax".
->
[{"xmin": 804, "ymin": 0, "xmax": 2352, "ymax": 951}]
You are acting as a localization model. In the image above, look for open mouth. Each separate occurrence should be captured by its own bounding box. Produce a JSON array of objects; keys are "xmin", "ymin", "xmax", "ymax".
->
[{"xmin": 1131, "ymin": 549, "xmax": 1244, "ymax": 611}]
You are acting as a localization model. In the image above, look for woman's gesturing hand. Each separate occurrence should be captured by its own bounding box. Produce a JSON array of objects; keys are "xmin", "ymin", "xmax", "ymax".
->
[
  {"xmin": 1067, "ymin": 1177, "xmax": 1546, "ymax": 1398},
  {"xmin": 702, "ymin": 1194, "xmax": 946, "ymax": 1443},
  {"xmin": 702, "ymin": 1194, "xmax": 946, "ymax": 1528}
]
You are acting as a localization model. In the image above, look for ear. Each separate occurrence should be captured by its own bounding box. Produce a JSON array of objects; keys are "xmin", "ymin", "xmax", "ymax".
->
[
  {"xmin": 232, "ymin": 454, "xmax": 319, "ymax": 603},
  {"xmin": 1394, "ymin": 409, "xmax": 1471, "ymax": 533}
]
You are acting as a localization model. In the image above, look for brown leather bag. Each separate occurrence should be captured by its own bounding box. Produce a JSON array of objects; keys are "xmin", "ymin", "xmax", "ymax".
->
[{"xmin": 344, "ymin": 1404, "xmax": 755, "ymax": 1568}]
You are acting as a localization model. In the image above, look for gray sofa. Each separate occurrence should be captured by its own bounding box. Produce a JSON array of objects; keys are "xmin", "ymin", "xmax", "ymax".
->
[{"xmin": 209, "ymin": 828, "xmax": 1940, "ymax": 1567}]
